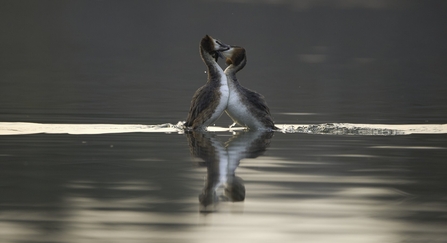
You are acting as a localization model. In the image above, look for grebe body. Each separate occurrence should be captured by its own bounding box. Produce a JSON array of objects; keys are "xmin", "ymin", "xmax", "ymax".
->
[
  {"xmin": 222, "ymin": 47, "xmax": 276, "ymax": 130},
  {"xmin": 185, "ymin": 35, "xmax": 230, "ymax": 130}
]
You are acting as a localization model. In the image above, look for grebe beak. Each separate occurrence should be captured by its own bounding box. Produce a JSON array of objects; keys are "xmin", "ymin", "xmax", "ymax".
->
[
  {"xmin": 213, "ymin": 40, "xmax": 229, "ymax": 62},
  {"xmin": 215, "ymin": 40, "xmax": 230, "ymax": 52}
]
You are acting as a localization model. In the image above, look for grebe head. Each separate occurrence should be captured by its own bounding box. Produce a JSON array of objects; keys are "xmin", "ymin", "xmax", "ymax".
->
[
  {"xmin": 201, "ymin": 35, "xmax": 230, "ymax": 61},
  {"xmin": 221, "ymin": 46, "xmax": 246, "ymax": 69}
]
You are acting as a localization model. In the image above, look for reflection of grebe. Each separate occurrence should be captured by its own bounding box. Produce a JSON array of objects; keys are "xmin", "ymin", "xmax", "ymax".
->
[
  {"xmin": 185, "ymin": 35, "xmax": 230, "ymax": 130},
  {"xmin": 186, "ymin": 130, "xmax": 273, "ymax": 212},
  {"xmin": 221, "ymin": 46, "xmax": 277, "ymax": 131}
]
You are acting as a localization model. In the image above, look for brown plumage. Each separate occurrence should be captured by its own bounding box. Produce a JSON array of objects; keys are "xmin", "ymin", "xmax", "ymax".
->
[
  {"xmin": 185, "ymin": 35, "xmax": 230, "ymax": 130},
  {"xmin": 222, "ymin": 46, "xmax": 277, "ymax": 130}
]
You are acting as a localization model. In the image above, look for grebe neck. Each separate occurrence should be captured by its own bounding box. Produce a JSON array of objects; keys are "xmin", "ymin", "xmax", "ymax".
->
[
  {"xmin": 200, "ymin": 47, "xmax": 224, "ymax": 83},
  {"xmin": 224, "ymin": 57, "xmax": 246, "ymax": 83},
  {"xmin": 223, "ymin": 47, "xmax": 247, "ymax": 82}
]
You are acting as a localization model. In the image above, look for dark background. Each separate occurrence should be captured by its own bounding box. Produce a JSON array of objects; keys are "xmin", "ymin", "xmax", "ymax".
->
[{"xmin": 1, "ymin": 0, "xmax": 446, "ymax": 125}]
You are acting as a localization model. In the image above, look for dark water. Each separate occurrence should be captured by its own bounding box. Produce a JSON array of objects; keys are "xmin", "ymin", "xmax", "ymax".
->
[
  {"xmin": 1, "ymin": 1, "xmax": 447, "ymax": 242},
  {"xmin": 1, "ymin": 132, "xmax": 446, "ymax": 242}
]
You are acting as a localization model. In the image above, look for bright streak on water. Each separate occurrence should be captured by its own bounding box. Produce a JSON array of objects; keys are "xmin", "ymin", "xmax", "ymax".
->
[{"xmin": 1, "ymin": 122, "xmax": 446, "ymax": 136}]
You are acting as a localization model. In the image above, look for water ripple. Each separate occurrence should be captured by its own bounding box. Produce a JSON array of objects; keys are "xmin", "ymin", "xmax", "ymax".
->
[{"xmin": 0, "ymin": 122, "xmax": 446, "ymax": 136}]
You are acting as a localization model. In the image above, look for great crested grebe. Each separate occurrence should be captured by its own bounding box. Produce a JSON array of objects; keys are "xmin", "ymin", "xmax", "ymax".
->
[
  {"xmin": 185, "ymin": 35, "xmax": 230, "ymax": 130},
  {"xmin": 221, "ymin": 46, "xmax": 277, "ymax": 131}
]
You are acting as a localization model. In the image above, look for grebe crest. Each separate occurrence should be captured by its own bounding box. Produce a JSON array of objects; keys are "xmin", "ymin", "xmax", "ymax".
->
[
  {"xmin": 185, "ymin": 35, "xmax": 230, "ymax": 131},
  {"xmin": 221, "ymin": 46, "xmax": 277, "ymax": 131},
  {"xmin": 224, "ymin": 47, "xmax": 246, "ymax": 71}
]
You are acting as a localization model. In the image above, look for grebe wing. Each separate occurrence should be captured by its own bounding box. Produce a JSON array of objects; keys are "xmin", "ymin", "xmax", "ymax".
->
[
  {"xmin": 241, "ymin": 87, "xmax": 276, "ymax": 128},
  {"xmin": 185, "ymin": 85, "xmax": 218, "ymax": 127},
  {"xmin": 242, "ymin": 87, "xmax": 271, "ymax": 115}
]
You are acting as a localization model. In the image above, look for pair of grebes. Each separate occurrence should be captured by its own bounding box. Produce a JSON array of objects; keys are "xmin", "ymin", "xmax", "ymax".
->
[{"xmin": 185, "ymin": 35, "xmax": 277, "ymax": 131}]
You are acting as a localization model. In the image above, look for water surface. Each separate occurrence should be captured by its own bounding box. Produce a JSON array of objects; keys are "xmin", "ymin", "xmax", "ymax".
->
[{"xmin": 1, "ymin": 130, "xmax": 446, "ymax": 242}]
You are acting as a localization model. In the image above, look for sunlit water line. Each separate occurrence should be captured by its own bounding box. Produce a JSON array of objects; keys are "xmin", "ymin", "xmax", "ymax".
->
[{"xmin": 1, "ymin": 122, "xmax": 447, "ymax": 136}]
